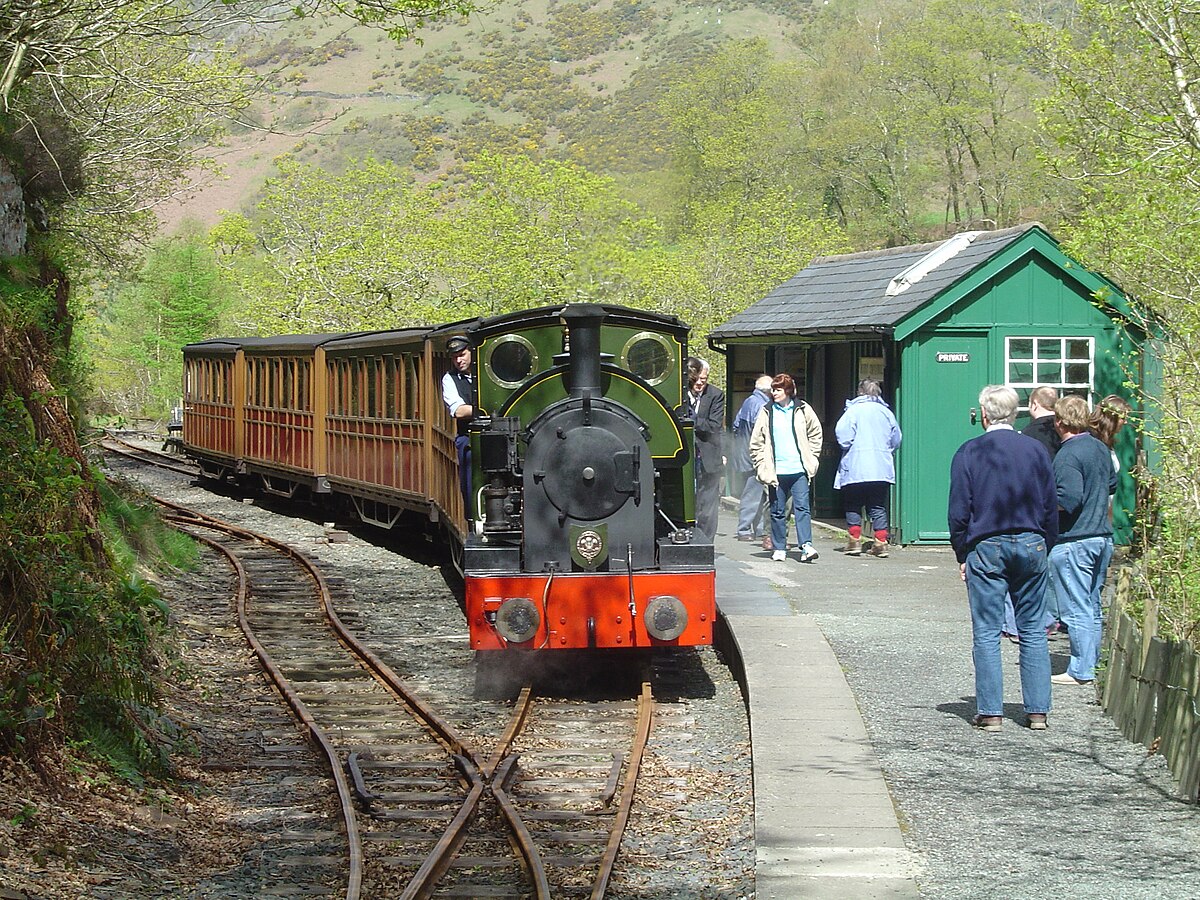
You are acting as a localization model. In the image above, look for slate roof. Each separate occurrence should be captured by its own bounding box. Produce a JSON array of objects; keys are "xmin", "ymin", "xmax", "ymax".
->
[{"xmin": 710, "ymin": 223, "xmax": 1042, "ymax": 341}]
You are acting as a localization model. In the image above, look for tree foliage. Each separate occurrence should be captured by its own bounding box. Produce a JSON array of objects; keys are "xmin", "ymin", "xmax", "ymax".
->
[
  {"xmin": 1038, "ymin": 0, "xmax": 1200, "ymax": 640},
  {"xmin": 211, "ymin": 149, "xmax": 849, "ymax": 356},
  {"xmin": 85, "ymin": 230, "xmax": 229, "ymax": 418},
  {"xmin": 658, "ymin": 2, "xmax": 1066, "ymax": 246},
  {"xmin": 0, "ymin": 0, "xmax": 477, "ymax": 260}
]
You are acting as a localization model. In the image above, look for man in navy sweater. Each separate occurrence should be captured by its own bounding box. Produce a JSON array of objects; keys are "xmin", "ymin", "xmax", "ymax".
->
[
  {"xmin": 949, "ymin": 385, "xmax": 1059, "ymax": 732},
  {"xmin": 1048, "ymin": 394, "xmax": 1118, "ymax": 686}
]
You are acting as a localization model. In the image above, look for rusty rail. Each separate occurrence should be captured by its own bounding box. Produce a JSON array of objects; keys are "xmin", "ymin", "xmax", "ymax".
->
[
  {"xmin": 592, "ymin": 682, "xmax": 655, "ymax": 899},
  {"xmin": 176, "ymin": 523, "xmax": 365, "ymax": 900}
]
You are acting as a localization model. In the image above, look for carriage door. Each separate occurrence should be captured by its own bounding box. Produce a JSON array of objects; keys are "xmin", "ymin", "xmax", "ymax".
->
[{"xmin": 899, "ymin": 331, "xmax": 990, "ymax": 543}]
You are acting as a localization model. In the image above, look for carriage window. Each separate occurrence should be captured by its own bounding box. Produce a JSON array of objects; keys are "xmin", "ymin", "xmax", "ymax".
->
[
  {"xmin": 297, "ymin": 360, "xmax": 310, "ymax": 411},
  {"xmin": 486, "ymin": 335, "xmax": 538, "ymax": 388},
  {"xmin": 1006, "ymin": 336, "xmax": 1095, "ymax": 410},
  {"xmin": 621, "ymin": 332, "xmax": 674, "ymax": 386},
  {"xmin": 364, "ymin": 357, "xmax": 377, "ymax": 418},
  {"xmin": 383, "ymin": 356, "xmax": 397, "ymax": 418},
  {"xmin": 406, "ymin": 355, "xmax": 420, "ymax": 419},
  {"xmin": 282, "ymin": 360, "xmax": 294, "ymax": 410},
  {"xmin": 252, "ymin": 360, "xmax": 263, "ymax": 406}
]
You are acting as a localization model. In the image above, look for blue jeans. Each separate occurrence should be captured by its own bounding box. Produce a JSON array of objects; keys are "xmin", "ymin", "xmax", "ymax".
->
[
  {"xmin": 769, "ymin": 471, "xmax": 812, "ymax": 551},
  {"xmin": 842, "ymin": 480, "xmax": 889, "ymax": 533},
  {"xmin": 1003, "ymin": 584, "xmax": 1057, "ymax": 635},
  {"xmin": 736, "ymin": 473, "xmax": 768, "ymax": 538},
  {"xmin": 965, "ymin": 533, "xmax": 1051, "ymax": 716},
  {"xmin": 1049, "ymin": 536, "xmax": 1114, "ymax": 681}
]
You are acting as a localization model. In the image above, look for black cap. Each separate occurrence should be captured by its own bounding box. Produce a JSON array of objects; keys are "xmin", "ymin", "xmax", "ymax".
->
[{"xmin": 446, "ymin": 336, "xmax": 470, "ymax": 353}]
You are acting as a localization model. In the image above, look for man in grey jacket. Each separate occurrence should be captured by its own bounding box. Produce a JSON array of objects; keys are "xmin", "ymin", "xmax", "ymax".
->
[{"xmin": 732, "ymin": 374, "xmax": 772, "ymax": 542}]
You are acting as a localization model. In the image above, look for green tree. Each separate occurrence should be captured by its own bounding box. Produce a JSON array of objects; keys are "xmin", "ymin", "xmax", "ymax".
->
[
  {"xmin": 436, "ymin": 152, "xmax": 659, "ymax": 317},
  {"xmin": 1038, "ymin": 0, "xmax": 1200, "ymax": 640},
  {"xmin": 85, "ymin": 230, "xmax": 229, "ymax": 417},
  {"xmin": 618, "ymin": 191, "xmax": 850, "ymax": 349},
  {"xmin": 661, "ymin": 39, "xmax": 811, "ymax": 228},
  {"xmin": 873, "ymin": 0, "xmax": 1052, "ymax": 231},
  {"xmin": 213, "ymin": 157, "xmax": 445, "ymax": 332}
]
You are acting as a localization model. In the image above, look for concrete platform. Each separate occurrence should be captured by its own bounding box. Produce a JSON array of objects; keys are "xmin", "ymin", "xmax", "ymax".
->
[{"xmin": 714, "ymin": 509, "xmax": 923, "ymax": 898}]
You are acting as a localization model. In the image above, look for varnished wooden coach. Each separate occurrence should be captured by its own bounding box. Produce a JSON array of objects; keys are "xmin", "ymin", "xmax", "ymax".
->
[{"xmin": 182, "ymin": 329, "xmax": 466, "ymax": 544}]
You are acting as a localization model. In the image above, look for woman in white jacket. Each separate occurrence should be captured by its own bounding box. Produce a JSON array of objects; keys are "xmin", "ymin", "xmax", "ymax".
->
[{"xmin": 748, "ymin": 374, "xmax": 824, "ymax": 563}]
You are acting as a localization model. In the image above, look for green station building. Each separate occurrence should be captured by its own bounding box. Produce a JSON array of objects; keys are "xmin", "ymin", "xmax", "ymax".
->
[{"xmin": 709, "ymin": 223, "xmax": 1150, "ymax": 545}]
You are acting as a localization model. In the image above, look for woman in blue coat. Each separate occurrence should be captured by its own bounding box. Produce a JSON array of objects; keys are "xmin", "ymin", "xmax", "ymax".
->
[{"xmin": 834, "ymin": 380, "xmax": 902, "ymax": 557}]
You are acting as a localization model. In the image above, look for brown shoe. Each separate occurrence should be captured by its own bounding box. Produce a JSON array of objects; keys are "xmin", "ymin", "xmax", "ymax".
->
[
  {"xmin": 971, "ymin": 714, "xmax": 1002, "ymax": 733},
  {"xmin": 869, "ymin": 540, "xmax": 889, "ymax": 558},
  {"xmin": 844, "ymin": 538, "xmax": 862, "ymax": 556},
  {"xmin": 1027, "ymin": 714, "xmax": 1048, "ymax": 731}
]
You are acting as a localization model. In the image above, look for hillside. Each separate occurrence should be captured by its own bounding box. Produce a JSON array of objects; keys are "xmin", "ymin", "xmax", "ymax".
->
[{"xmin": 158, "ymin": 0, "xmax": 815, "ymax": 231}]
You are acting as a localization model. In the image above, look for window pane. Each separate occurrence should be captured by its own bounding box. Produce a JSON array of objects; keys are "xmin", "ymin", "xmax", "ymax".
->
[
  {"xmin": 384, "ymin": 356, "xmax": 396, "ymax": 418},
  {"xmin": 283, "ymin": 360, "xmax": 294, "ymax": 410},
  {"xmin": 1009, "ymin": 362, "xmax": 1033, "ymax": 383},
  {"xmin": 1009, "ymin": 338, "xmax": 1033, "ymax": 360},
  {"xmin": 489, "ymin": 339, "xmax": 535, "ymax": 386},
  {"xmin": 1037, "ymin": 362, "xmax": 1061, "ymax": 383},
  {"xmin": 1065, "ymin": 362, "xmax": 1090, "ymax": 384},
  {"xmin": 625, "ymin": 336, "xmax": 672, "ymax": 384},
  {"xmin": 1036, "ymin": 338, "xmax": 1062, "ymax": 359},
  {"xmin": 1066, "ymin": 339, "xmax": 1091, "ymax": 359},
  {"xmin": 407, "ymin": 356, "xmax": 419, "ymax": 418},
  {"xmin": 299, "ymin": 361, "xmax": 310, "ymax": 411}
]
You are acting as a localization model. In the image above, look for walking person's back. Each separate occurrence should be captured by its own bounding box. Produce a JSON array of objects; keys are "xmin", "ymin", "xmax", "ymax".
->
[{"xmin": 834, "ymin": 379, "xmax": 901, "ymax": 557}]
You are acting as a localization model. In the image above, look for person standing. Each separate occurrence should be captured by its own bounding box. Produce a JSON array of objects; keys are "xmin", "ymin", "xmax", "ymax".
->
[
  {"xmin": 833, "ymin": 379, "xmax": 902, "ymax": 557},
  {"xmin": 1088, "ymin": 394, "xmax": 1131, "ymax": 478},
  {"xmin": 949, "ymin": 385, "xmax": 1058, "ymax": 731},
  {"xmin": 441, "ymin": 335, "xmax": 475, "ymax": 514},
  {"xmin": 732, "ymin": 374, "xmax": 772, "ymax": 542},
  {"xmin": 749, "ymin": 373, "xmax": 823, "ymax": 563},
  {"xmin": 1012, "ymin": 385, "xmax": 1063, "ymax": 636},
  {"xmin": 1022, "ymin": 385, "xmax": 1062, "ymax": 458},
  {"xmin": 1049, "ymin": 394, "xmax": 1119, "ymax": 687},
  {"xmin": 687, "ymin": 357, "xmax": 725, "ymax": 541}
]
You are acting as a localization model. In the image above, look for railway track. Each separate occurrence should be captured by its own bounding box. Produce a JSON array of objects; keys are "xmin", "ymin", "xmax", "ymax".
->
[
  {"xmin": 152, "ymin": 496, "xmax": 654, "ymax": 898},
  {"xmin": 101, "ymin": 432, "xmax": 200, "ymax": 478}
]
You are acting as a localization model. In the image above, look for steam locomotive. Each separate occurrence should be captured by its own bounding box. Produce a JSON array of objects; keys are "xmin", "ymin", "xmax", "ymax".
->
[{"xmin": 182, "ymin": 303, "xmax": 716, "ymax": 652}]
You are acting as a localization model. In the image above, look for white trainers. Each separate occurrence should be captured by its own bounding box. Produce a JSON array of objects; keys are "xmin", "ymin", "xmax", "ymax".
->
[
  {"xmin": 771, "ymin": 549, "xmax": 787, "ymax": 561},
  {"xmin": 799, "ymin": 543, "xmax": 819, "ymax": 563}
]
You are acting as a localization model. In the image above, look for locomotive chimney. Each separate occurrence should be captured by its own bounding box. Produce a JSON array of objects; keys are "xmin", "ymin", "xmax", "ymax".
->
[{"xmin": 559, "ymin": 303, "xmax": 606, "ymax": 398}]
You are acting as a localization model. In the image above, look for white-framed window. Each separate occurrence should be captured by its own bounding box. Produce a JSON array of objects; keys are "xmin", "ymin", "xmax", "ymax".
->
[{"xmin": 1005, "ymin": 336, "xmax": 1094, "ymax": 411}]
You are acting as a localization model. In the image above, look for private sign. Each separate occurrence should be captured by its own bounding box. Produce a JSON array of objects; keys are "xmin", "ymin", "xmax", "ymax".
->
[{"xmin": 936, "ymin": 352, "xmax": 970, "ymax": 362}]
